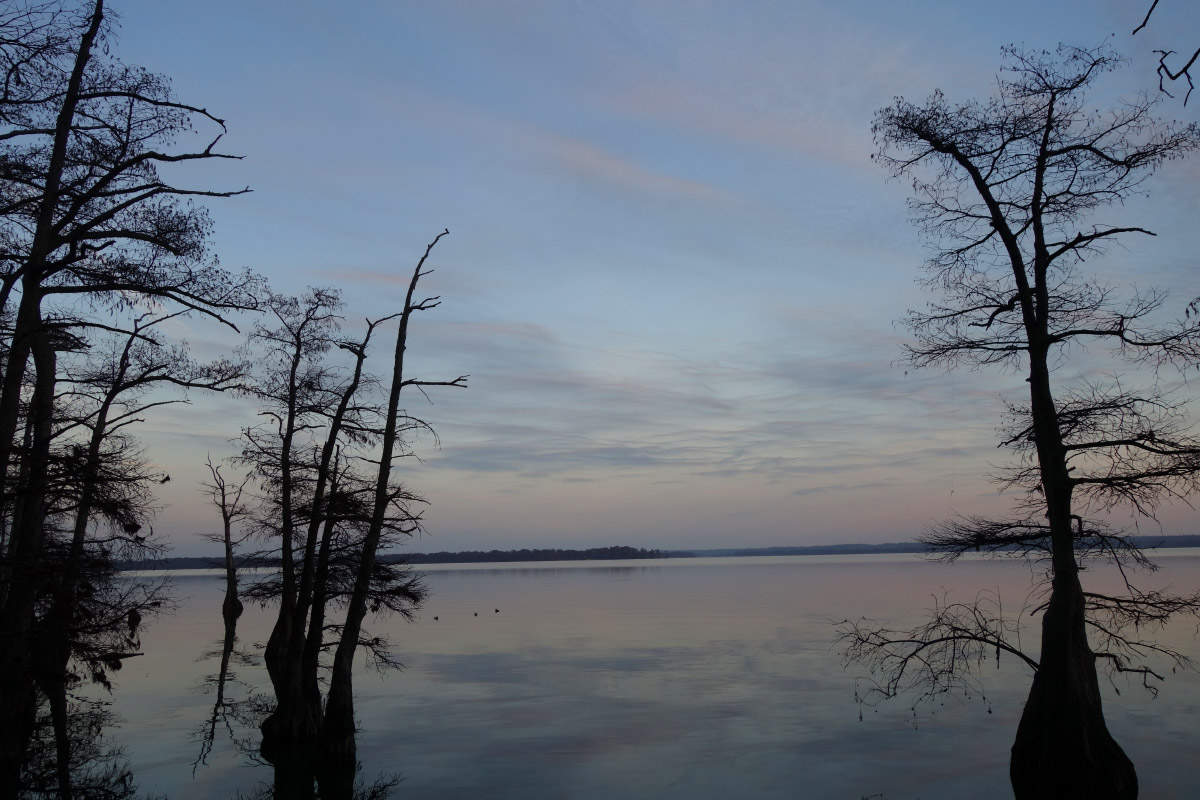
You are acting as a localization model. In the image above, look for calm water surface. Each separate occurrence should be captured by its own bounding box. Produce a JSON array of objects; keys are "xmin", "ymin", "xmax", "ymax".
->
[{"xmin": 108, "ymin": 553, "xmax": 1200, "ymax": 799}]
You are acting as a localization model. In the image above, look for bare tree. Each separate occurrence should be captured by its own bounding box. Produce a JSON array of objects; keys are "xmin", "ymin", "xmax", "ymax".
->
[
  {"xmin": 191, "ymin": 586, "xmax": 259, "ymax": 777},
  {"xmin": 839, "ymin": 45, "xmax": 1200, "ymax": 799},
  {"xmin": 239, "ymin": 287, "xmax": 342, "ymax": 746},
  {"xmin": 319, "ymin": 230, "xmax": 465, "ymax": 769},
  {"xmin": 1133, "ymin": 1, "xmax": 1200, "ymax": 105},
  {"xmin": 233, "ymin": 231, "xmax": 464, "ymax": 777},
  {"xmin": 201, "ymin": 455, "xmax": 251, "ymax": 624}
]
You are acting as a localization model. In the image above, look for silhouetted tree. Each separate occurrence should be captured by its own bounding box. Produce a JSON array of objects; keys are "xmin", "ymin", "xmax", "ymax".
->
[
  {"xmin": 34, "ymin": 313, "xmax": 243, "ymax": 799},
  {"xmin": 238, "ymin": 287, "xmax": 381, "ymax": 749},
  {"xmin": 839, "ymin": 45, "xmax": 1200, "ymax": 799},
  {"xmin": 319, "ymin": 229, "xmax": 464, "ymax": 769},
  {"xmin": 234, "ymin": 232, "xmax": 463, "ymax": 773},
  {"xmin": 0, "ymin": 0, "xmax": 258, "ymax": 792},
  {"xmin": 242, "ymin": 288, "xmax": 342, "ymax": 717},
  {"xmin": 201, "ymin": 455, "xmax": 252, "ymax": 624}
]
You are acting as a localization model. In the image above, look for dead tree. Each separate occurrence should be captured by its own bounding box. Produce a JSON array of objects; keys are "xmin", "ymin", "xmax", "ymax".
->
[
  {"xmin": 201, "ymin": 455, "xmax": 252, "ymax": 624},
  {"xmin": 319, "ymin": 229, "xmax": 466, "ymax": 769},
  {"xmin": 840, "ymin": 45, "xmax": 1200, "ymax": 799},
  {"xmin": 191, "ymin": 604, "xmax": 259, "ymax": 775}
]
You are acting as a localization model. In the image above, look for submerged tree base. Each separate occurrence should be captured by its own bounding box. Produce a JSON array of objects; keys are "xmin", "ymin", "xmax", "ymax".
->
[
  {"xmin": 256, "ymin": 734, "xmax": 376, "ymax": 800},
  {"xmin": 1010, "ymin": 584, "xmax": 1137, "ymax": 800},
  {"xmin": 1010, "ymin": 674, "xmax": 1137, "ymax": 799}
]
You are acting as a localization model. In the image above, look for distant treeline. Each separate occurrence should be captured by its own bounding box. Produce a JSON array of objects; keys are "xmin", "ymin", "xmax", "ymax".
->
[
  {"xmin": 385, "ymin": 546, "xmax": 668, "ymax": 564},
  {"xmin": 118, "ymin": 545, "xmax": 668, "ymax": 571},
  {"xmin": 117, "ymin": 536, "xmax": 1200, "ymax": 572},
  {"xmin": 669, "ymin": 535, "xmax": 1200, "ymax": 559},
  {"xmin": 668, "ymin": 542, "xmax": 927, "ymax": 558}
]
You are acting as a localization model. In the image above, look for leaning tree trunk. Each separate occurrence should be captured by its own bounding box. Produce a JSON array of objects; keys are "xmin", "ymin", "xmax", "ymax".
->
[
  {"xmin": 318, "ymin": 231, "xmax": 449, "ymax": 769},
  {"xmin": 278, "ymin": 339, "xmax": 371, "ymax": 756}
]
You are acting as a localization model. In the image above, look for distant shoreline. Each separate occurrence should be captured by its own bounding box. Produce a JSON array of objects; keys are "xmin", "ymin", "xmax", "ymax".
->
[{"xmin": 117, "ymin": 535, "xmax": 1200, "ymax": 572}]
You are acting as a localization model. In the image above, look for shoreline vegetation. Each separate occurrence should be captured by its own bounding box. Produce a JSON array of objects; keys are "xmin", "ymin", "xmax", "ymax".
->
[{"xmin": 117, "ymin": 535, "xmax": 1200, "ymax": 572}]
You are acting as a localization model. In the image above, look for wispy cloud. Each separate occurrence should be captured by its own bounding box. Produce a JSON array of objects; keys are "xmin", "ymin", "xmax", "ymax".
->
[{"xmin": 545, "ymin": 134, "xmax": 733, "ymax": 202}]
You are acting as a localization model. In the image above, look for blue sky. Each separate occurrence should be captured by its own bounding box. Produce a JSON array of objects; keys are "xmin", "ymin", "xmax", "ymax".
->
[{"xmin": 105, "ymin": 0, "xmax": 1200, "ymax": 554}]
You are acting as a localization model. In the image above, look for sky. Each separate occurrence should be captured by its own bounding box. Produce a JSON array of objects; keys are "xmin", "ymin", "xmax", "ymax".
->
[{"xmin": 97, "ymin": 0, "xmax": 1200, "ymax": 555}]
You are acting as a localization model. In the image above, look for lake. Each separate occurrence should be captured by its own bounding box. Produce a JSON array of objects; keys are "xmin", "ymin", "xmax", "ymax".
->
[{"xmin": 104, "ymin": 553, "xmax": 1200, "ymax": 799}]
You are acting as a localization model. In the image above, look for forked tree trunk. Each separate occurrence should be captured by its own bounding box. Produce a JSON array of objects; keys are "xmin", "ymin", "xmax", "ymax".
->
[{"xmin": 276, "ymin": 337, "xmax": 372, "ymax": 753}]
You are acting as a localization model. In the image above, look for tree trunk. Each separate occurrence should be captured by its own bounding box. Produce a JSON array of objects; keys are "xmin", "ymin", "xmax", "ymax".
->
[
  {"xmin": 1010, "ymin": 569, "xmax": 1137, "ymax": 799},
  {"xmin": 315, "ymin": 758, "xmax": 356, "ymax": 800},
  {"xmin": 301, "ymin": 511, "xmax": 339, "ymax": 732},
  {"xmin": 48, "ymin": 680, "xmax": 73, "ymax": 800},
  {"xmin": 318, "ymin": 232, "xmax": 449, "ymax": 768},
  {"xmin": 34, "ymin": 355, "xmax": 120, "ymax": 800},
  {"xmin": 0, "ymin": 6, "xmax": 104, "ymax": 790},
  {"xmin": 266, "ymin": 746, "xmax": 316, "ymax": 800},
  {"xmin": 0, "ymin": 0, "xmax": 102, "ymax": 501},
  {"xmin": 318, "ymin": 652, "xmax": 359, "ymax": 770},
  {"xmin": 0, "ymin": 681, "xmax": 38, "ymax": 795},
  {"xmin": 319, "ymin": 276, "xmax": 414, "ymax": 770},
  {"xmin": 0, "ymin": 333, "xmax": 58, "ymax": 794},
  {"xmin": 1009, "ymin": 340, "xmax": 1138, "ymax": 798},
  {"xmin": 221, "ymin": 512, "xmax": 243, "ymax": 624},
  {"xmin": 261, "ymin": 339, "xmax": 306, "ymax": 750}
]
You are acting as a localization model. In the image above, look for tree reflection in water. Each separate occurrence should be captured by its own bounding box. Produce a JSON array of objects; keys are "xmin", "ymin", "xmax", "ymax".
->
[
  {"xmin": 237, "ymin": 756, "xmax": 401, "ymax": 800},
  {"xmin": 20, "ymin": 695, "xmax": 155, "ymax": 800},
  {"xmin": 191, "ymin": 608, "xmax": 399, "ymax": 799},
  {"xmin": 192, "ymin": 612, "xmax": 265, "ymax": 771}
]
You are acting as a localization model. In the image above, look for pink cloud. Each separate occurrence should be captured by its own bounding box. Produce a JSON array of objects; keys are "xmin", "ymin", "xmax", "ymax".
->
[{"xmin": 544, "ymin": 133, "xmax": 733, "ymax": 202}]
